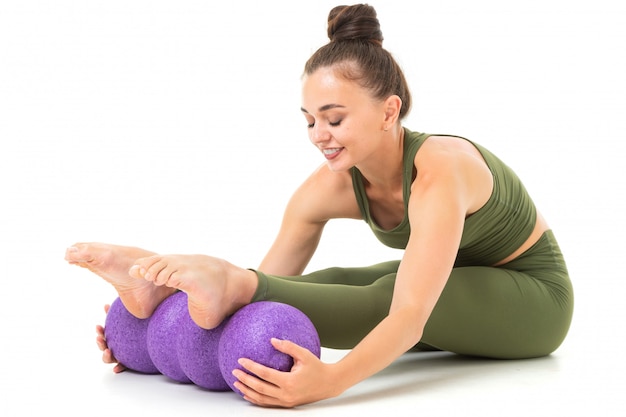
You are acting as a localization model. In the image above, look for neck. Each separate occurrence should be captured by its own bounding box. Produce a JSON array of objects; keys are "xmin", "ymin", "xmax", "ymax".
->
[{"xmin": 356, "ymin": 126, "xmax": 405, "ymax": 189}]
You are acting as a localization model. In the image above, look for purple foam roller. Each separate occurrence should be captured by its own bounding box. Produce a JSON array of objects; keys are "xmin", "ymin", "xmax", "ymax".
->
[
  {"xmin": 177, "ymin": 309, "xmax": 230, "ymax": 391},
  {"xmin": 104, "ymin": 297, "xmax": 159, "ymax": 374},
  {"xmin": 218, "ymin": 301, "xmax": 321, "ymax": 394},
  {"xmin": 146, "ymin": 292, "xmax": 191, "ymax": 383}
]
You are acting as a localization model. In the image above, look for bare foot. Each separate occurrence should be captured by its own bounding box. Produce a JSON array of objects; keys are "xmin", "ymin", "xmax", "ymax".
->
[
  {"xmin": 129, "ymin": 254, "xmax": 257, "ymax": 329},
  {"xmin": 65, "ymin": 243, "xmax": 176, "ymax": 318}
]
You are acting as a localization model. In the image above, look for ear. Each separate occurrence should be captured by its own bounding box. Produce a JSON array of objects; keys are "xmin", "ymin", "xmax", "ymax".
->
[{"xmin": 382, "ymin": 95, "xmax": 402, "ymax": 130}]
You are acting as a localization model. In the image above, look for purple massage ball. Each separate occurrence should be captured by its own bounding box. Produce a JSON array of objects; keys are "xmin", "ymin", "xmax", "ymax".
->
[
  {"xmin": 218, "ymin": 301, "xmax": 321, "ymax": 394},
  {"xmin": 104, "ymin": 297, "xmax": 159, "ymax": 374},
  {"xmin": 146, "ymin": 292, "xmax": 191, "ymax": 383},
  {"xmin": 176, "ymin": 310, "xmax": 230, "ymax": 391}
]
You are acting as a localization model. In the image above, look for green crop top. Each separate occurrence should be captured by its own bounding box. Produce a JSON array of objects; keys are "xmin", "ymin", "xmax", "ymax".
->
[{"xmin": 350, "ymin": 128, "xmax": 537, "ymax": 266}]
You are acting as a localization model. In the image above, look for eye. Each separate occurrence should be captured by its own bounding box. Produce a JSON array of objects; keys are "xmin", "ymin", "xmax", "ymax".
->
[{"xmin": 329, "ymin": 119, "xmax": 342, "ymax": 127}]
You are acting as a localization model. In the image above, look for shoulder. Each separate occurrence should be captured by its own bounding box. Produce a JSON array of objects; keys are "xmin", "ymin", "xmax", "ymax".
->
[
  {"xmin": 411, "ymin": 135, "xmax": 493, "ymax": 214},
  {"xmin": 413, "ymin": 135, "xmax": 491, "ymax": 177},
  {"xmin": 288, "ymin": 163, "xmax": 362, "ymax": 222}
]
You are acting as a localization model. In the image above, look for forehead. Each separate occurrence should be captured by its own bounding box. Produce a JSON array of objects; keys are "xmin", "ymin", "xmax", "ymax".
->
[{"xmin": 301, "ymin": 67, "xmax": 374, "ymax": 113}]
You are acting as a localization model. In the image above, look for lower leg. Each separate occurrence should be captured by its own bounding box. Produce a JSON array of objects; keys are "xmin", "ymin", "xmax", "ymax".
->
[
  {"xmin": 253, "ymin": 269, "xmax": 396, "ymax": 349},
  {"xmin": 256, "ymin": 261, "xmax": 401, "ymax": 286}
]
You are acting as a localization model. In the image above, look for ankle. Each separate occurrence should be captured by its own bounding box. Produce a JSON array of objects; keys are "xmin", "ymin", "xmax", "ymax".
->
[{"xmin": 226, "ymin": 265, "xmax": 258, "ymax": 313}]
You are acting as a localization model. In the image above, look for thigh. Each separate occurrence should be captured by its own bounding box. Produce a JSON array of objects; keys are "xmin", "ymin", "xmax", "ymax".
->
[{"xmin": 422, "ymin": 264, "xmax": 573, "ymax": 359}]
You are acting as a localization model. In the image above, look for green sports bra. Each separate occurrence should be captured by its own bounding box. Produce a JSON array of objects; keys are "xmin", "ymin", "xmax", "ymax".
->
[{"xmin": 350, "ymin": 128, "xmax": 537, "ymax": 266}]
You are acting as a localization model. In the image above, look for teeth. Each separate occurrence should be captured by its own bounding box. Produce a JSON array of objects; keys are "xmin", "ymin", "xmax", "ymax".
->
[{"xmin": 323, "ymin": 148, "xmax": 341, "ymax": 155}]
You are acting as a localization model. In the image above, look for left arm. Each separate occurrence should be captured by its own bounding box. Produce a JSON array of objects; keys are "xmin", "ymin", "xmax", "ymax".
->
[
  {"xmin": 318, "ymin": 146, "xmax": 474, "ymax": 393},
  {"xmin": 234, "ymin": 142, "xmax": 489, "ymax": 407}
]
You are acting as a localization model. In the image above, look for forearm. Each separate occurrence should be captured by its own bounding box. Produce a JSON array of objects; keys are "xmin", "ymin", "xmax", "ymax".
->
[
  {"xmin": 258, "ymin": 248, "xmax": 312, "ymax": 276},
  {"xmin": 258, "ymin": 223, "xmax": 324, "ymax": 276},
  {"xmin": 328, "ymin": 308, "xmax": 424, "ymax": 396}
]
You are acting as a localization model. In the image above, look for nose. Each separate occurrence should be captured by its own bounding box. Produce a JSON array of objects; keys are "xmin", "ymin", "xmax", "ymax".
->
[{"xmin": 310, "ymin": 123, "xmax": 330, "ymax": 145}]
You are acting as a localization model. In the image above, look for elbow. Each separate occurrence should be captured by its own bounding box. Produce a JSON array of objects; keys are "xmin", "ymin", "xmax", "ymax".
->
[
  {"xmin": 408, "ymin": 325, "xmax": 425, "ymax": 347},
  {"xmin": 389, "ymin": 306, "xmax": 427, "ymax": 348}
]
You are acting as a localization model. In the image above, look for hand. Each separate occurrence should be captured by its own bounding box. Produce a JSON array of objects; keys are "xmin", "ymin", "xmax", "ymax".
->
[
  {"xmin": 232, "ymin": 338, "xmax": 339, "ymax": 408},
  {"xmin": 96, "ymin": 304, "xmax": 127, "ymax": 374}
]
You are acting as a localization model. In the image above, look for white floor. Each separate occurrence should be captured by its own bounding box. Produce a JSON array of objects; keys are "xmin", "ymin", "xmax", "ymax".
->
[
  {"xmin": 1, "ymin": 1, "xmax": 625, "ymax": 416},
  {"xmin": 2, "ymin": 253, "xmax": 621, "ymax": 417}
]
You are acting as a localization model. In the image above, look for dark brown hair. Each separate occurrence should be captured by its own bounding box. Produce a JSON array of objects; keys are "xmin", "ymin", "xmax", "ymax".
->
[{"xmin": 304, "ymin": 4, "xmax": 412, "ymax": 120}]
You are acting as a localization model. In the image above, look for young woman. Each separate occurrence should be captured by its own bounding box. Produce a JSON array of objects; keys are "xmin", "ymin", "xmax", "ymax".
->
[{"xmin": 65, "ymin": 4, "xmax": 573, "ymax": 408}]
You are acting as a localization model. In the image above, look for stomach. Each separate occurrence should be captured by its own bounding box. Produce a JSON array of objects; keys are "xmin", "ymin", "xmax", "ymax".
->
[{"xmin": 493, "ymin": 211, "xmax": 550, "ymax": 266}]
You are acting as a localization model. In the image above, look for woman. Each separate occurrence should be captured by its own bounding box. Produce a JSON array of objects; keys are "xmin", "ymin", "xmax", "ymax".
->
[{"xmin": 65, "ymin": 4, "xmax": 573, "ymax": 408}]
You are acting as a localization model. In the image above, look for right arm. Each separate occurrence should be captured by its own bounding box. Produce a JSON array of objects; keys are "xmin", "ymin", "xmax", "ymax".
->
[
  {"xmin": 258, "ymin": 164, "xmax": 361, "ymax": 276},
  {"xmin": 96, "ymin": 164, "xmax": 358, "ymax": 370}
]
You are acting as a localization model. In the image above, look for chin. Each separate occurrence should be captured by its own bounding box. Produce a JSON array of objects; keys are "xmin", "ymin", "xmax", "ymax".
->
[
  {"xmin": 326, "ymin": 152, "xmax": 353, "ymax": 170},
  {"xmin": 326, "ymin": 161, "xmax": 352, "ymax": 173}
]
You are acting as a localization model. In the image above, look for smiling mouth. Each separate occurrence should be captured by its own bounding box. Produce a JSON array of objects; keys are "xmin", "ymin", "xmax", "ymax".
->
[{"xmin": 322, "ymin": 148, "xmax": 343, "ymax": 159}]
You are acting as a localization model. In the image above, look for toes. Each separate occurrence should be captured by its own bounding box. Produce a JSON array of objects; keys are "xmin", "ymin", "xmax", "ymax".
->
[
  {"xmin": 64, "ymin": 245, "xmax": 82, "ymax": 262},
  {"xmin": 128, "ymin": 265, "xmax": 143, "ymax": 279},
  {"xmin": 133, "ymin": 256, "xmax": 173, "ymax": 286},
  {"xmin": 131, "ymin": 256, "xmax": 158, "ymax": 279},
  {"xmin": 65, "ymin": 244, "xmax": 93, "ymax": 264}
]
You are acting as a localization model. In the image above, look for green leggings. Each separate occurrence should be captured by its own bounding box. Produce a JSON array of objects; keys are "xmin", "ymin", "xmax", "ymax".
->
[{"xmin": 252, "ymin": 230, "xmax": 574, "ymax": 359}]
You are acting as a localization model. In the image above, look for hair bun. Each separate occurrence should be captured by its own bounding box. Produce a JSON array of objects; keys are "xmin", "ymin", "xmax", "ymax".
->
[{"xmin": 327, "ymin": 4, "xmax": 383, "ymax": 46}]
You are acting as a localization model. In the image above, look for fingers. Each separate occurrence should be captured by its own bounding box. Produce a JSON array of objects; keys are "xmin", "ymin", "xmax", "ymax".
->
[
  {"xmin": 98, "ymin": 338, "xmax": 127, "ymax": 372},
  {"xmin": 235, "ymin": 339, "xmax": 311, "ymax": 387},
  {"xmin": 112, "ymin": 363, "xmax": 127, "ymax": 374},
  {"xmin": 96, "ymin": 322, "xmax": 126, "ymax": 372},
  {"xmin": 232, "ymin": 365, "xmax": 283, "ymax": 407},
  {"xmin": 98, "ymin": 304, "xmax": 127, "ymax": 373},
  {"xmin": 102, "ymin": 348, "xmax": 116, "ymax": 364},
  {"xmin": 96, "ymin": 325, "xmax": 115, "ymax": 362},
  {"xmin": 96, "ymin": 326, "xmax": 107, "ymax": 351},
  {"xmin": 236, "ymin": 358, "xmax": 286, "ymax": 387},
  {"xmin": 271, "ymin": 338, "xmax": 312, "ymax": 363}
]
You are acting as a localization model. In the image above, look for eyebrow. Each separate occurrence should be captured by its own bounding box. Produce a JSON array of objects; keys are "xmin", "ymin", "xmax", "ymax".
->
[{"xmin": 300, "ymin": 104, "xmax": 346, "ymax": 114}]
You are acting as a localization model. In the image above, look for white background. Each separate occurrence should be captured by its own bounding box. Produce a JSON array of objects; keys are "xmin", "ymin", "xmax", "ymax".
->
[{"xmin": 1, "ymin": 0, "xmax": 625, "ymax": 415}]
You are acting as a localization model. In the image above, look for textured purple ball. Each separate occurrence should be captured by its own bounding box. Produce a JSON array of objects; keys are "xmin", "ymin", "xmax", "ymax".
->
[
  {"xmin": 104, "ymin": 297, "xmax": 159, "ymax": 374},
  {"xmin": 218, "ymin": 301, "xmax": 321, "ymax": 394},
  {"xmin": 177, "ymin": 311, "xmax": 230, "ymax": 391},
  {"xmin": 146, "ymin": 292, "xmax": 191, "ymax": 383}
]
